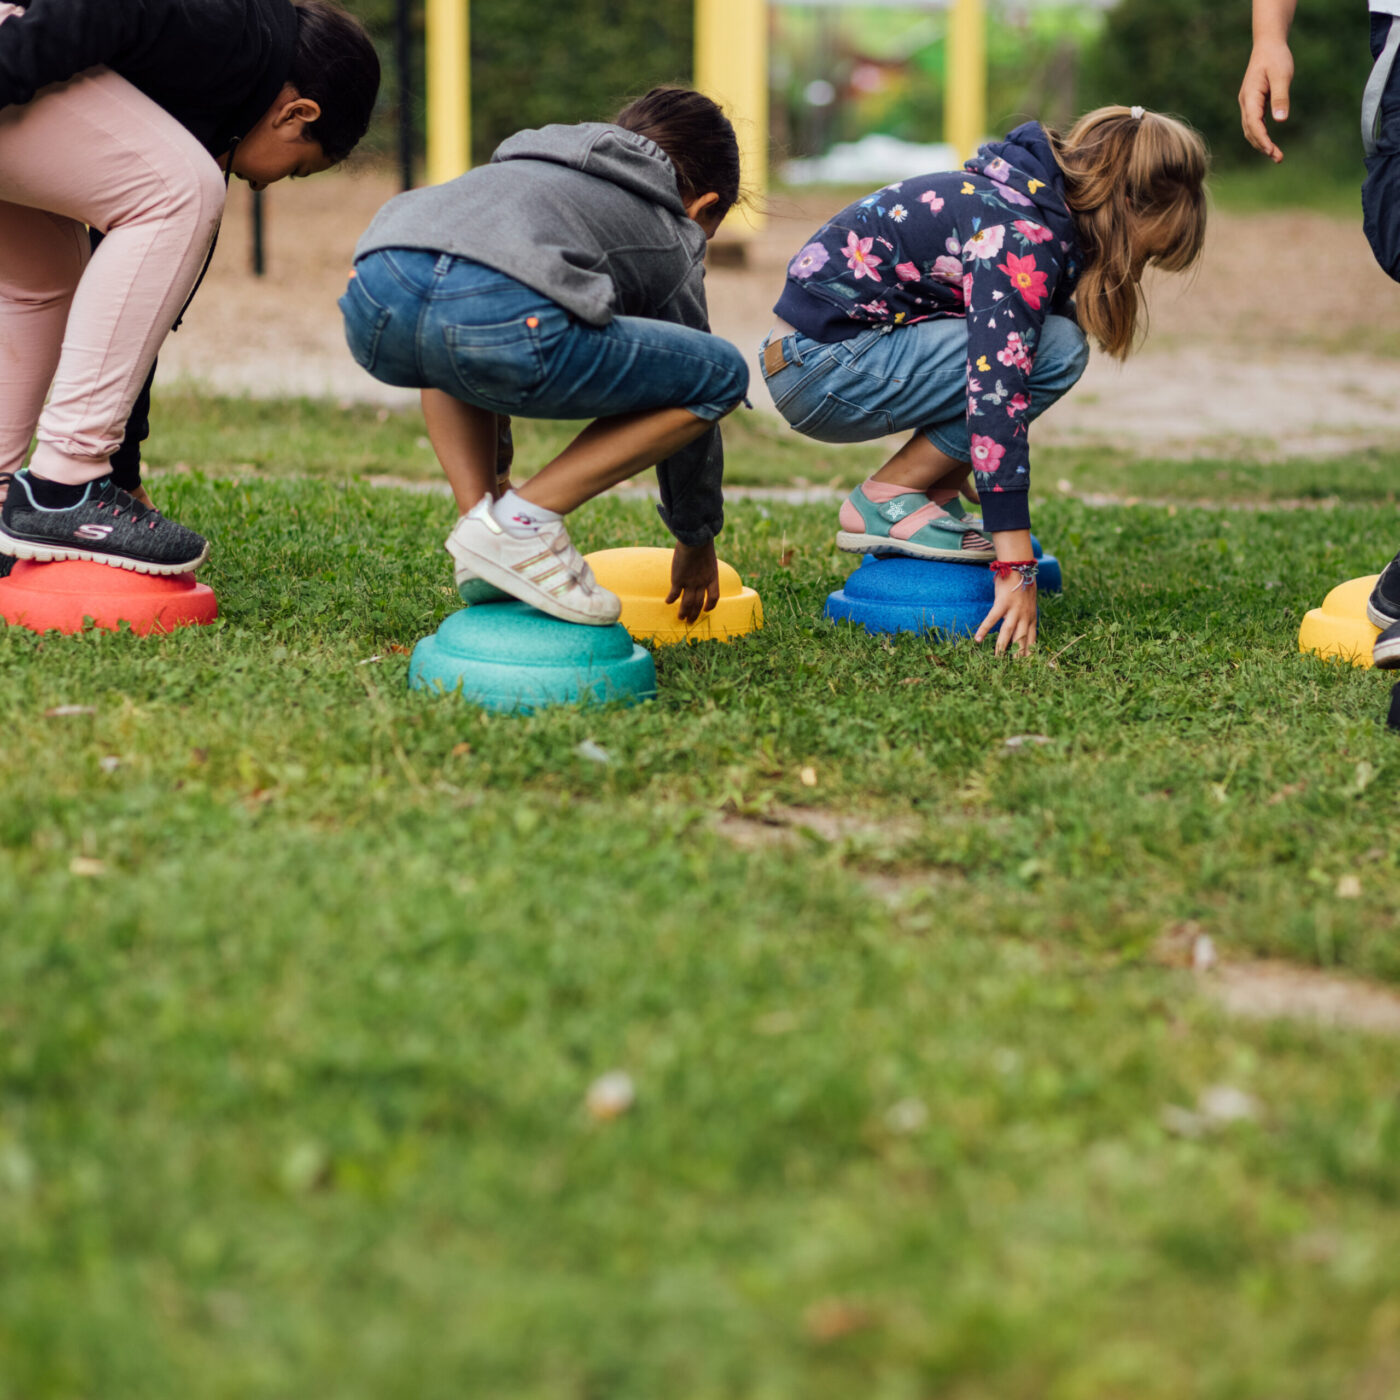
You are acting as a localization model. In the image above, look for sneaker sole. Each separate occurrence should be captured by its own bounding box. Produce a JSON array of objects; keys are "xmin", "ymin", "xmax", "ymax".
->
[
  {"xmin": 1367, "ymin": 598, "xmax": 1400, "ymax": 630},
  {"xmin": 450, "ymin": 540, "xmax": 621, "ymax": 626},
  {"xmin": 456, "ymin": 576, "xmax": 512, "ymax": 605},
  {"xmin": 0, "ymin": 526, "xmax": 208, "ymax": 576},
  {"xmin": 836, "ymin": 530, "xmax": 994, "ymax": 564},
  {"xmin": 1375, "ymin": 634, "xmax": 1400, "ymax": 669}
]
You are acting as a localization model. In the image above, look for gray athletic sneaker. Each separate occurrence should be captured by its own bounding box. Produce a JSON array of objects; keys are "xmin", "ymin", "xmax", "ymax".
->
[
  {"xmin": 1375, "ymin": 619, "xmax": 1400, "ymax": 670},
  {"xmin": 0, "ymin": 470, "xmax": 208, "ymax": 575}
]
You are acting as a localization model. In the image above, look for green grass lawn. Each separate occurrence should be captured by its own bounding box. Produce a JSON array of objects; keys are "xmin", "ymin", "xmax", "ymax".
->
[{"xmin": 6, "ymin": 409, "xmax": 1400, "ymax": 1396}]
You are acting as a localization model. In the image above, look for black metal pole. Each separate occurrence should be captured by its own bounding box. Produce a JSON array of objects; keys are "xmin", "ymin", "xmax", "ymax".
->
[
  {"xmin": 250, "ymin": 188, "xmax": 266, "ymax": 276},
  {"xmin": 396, "ymin": 0, "xmax": 413, "ymax": 190}
]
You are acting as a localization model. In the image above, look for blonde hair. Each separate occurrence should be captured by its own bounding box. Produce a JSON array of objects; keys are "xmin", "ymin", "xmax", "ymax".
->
[{"xmin": 1047, "ymin": 106, "xmax": 1208, "ymax": 360}]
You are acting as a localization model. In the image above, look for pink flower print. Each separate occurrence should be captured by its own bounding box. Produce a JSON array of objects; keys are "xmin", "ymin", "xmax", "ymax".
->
[
  {"xmin": 889, "ymin": 204, "xmax": 908, "ymax": 222},
  {"xmin": 997, "ymin": 332, "xmax": 1031, "ymax": 370},
  {"xmin": 998, "ymin": 250, "xmax": 1049, "ymax": 309},
  {"xmin": 921, "ymin": 190, "xmax": 945, "ymax": 214},
  {"xmin": 961, "ymin": 225, "xmax": 1005, "ymax": 261},
  {"xmin": 945, "ymin": 235, "xmax": 961, "ymax": 255},
  {"xmin": 788, "ymin": 241, "xmax": 829, "ymax": 279},
  {"xmin": 932, "ymin": 255, "xmax": 963, "ymax": 282},
  {"xmin": 894, "ymin": 261, "xmax": 922, "ymax": 282},
  {"xmin": 1007, "ymin": 393, "xmax": 1029, "ymax": 416},
  {"xmin": 968, "ymin": 377, "xmax": 982, "ymax": 394},
  {"xmin": 1014, "ymin": 219, "xmax": 1054, "ymax": 244},
  {"xmin": 844, "ymin": 231, "xmax": 883, "ymax": 281},
  {"xmin": 984, "ymin": 157, "xmax": 1011, "ymax": 182},
  {"xmin": 961, "ymin": 272, "xmax": 974, "ymax": 306},
  {"xmin": 855, "ymin": 299, "xmax": 890, "ymax": 318},
  {"xmin": 970, "ymin": 434, "xmax": 1006, "ymax": 474}
]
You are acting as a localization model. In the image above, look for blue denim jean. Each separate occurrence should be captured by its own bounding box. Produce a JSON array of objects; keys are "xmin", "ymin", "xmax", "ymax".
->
[
  {"xmin": 341, "ymin": 249, "xmax": 749, "ymax": 421},
  {"xmin": 760, "ymin": 314, "xmax": 1089, "ymax": 462}
]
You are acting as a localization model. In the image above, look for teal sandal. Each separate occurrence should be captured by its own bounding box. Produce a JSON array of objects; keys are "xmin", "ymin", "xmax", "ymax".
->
[{"xmin": 836, "ymin": 488, "xmax": 994, "ymax": 564}]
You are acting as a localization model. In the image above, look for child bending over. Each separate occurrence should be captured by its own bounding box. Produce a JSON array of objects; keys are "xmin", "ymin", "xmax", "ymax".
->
[
  {"xmin": 342, "ymin": 87, "xmax": 749, "ymax": 626},
  {"xmin": 764, "ymin": 107, "xmax": 1208, "ymax": 656}
]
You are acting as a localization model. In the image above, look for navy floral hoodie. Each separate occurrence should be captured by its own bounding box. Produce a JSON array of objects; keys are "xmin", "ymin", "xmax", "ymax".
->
[{"xmin": 772, "ymin": 123, "xmax": 1083, "ymax": 534}]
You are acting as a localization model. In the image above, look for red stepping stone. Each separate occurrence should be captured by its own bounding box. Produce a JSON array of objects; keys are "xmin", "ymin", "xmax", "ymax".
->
[{"xmin": 0, "ymin": 559, "xmax": 217, "ymax": 636}]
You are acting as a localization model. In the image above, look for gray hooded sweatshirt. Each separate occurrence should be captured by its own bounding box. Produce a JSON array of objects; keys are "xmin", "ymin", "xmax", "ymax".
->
[{"xmin": 355, "ymin": 123, "xmax": 727, "ymax": 547}]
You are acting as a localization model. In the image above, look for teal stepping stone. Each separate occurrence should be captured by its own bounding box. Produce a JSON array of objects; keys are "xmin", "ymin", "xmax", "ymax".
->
[{"xmin": 409, "ymin": 601, "xmax": 656, "ymax": 714}]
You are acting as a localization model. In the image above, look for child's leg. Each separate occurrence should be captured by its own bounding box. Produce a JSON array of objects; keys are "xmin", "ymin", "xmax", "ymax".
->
[
  {"xmin": 421, "ymin": 390, "xmax": 508, "ymax": 515},
  {"xmin": 514, "ymin": 407, "xmax": 711, "ymax": 513},
  {"xmin": 0, "ymin": 202, "xmax": 88, "ymax": 499},
  {"xmin": 0, "ymin": 55, "xmax": 226, "ymax": 487}
]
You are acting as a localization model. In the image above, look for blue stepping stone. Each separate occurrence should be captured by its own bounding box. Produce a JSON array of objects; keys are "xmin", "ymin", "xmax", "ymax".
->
[
  {"xmin": 824, "ymin": 538, "xmax": 1063, "ymax": 638},
  {"xmin": 409, "ymin": 601, "xmax": 656, "ymax": 714}
]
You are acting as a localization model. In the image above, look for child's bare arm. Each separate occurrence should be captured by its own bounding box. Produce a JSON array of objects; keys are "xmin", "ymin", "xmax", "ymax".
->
[{"xmin": 1240, "ymin": 0, "xmax": 1299, "ymax": 162}]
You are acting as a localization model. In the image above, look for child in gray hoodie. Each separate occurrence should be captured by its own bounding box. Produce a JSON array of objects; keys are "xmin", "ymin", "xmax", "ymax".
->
[{"xmin": 343, "ymin": 87, "xmax": 748, "ymax": 626}]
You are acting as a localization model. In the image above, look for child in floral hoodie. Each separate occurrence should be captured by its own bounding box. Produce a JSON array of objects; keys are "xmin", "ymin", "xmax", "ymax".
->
[{"xmin": 764, "ymin": 107, "xmax": 1208, "ymax": 656}]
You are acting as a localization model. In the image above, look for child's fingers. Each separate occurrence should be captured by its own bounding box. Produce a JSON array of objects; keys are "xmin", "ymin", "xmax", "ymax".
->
[
  {"xmin": 1267, "ymin": 66, "xmax": 1291, "ymax": 126},
  {"xmin": 973, "ymin": 597, "xmax": 1007, "ymax": 645},
  {"xmin": 704, "ymin": 579, "xmax": 720, "ymax": 613}
]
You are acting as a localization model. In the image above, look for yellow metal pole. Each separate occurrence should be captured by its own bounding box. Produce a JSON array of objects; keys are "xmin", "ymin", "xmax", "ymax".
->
[
  {"xmin": 694, "ymin": 0, "xmax": 767, "ymax": 234},
  {"xmin": 426, "ymin": 0, "xmax": 470, "ymax": 185},
  {"xmin": 946, "ymin": 0, "xmax": 986, "ymax": 164}
]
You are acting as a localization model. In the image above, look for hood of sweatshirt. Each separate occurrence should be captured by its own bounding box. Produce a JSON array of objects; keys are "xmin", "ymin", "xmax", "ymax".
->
[
  {"xmin": 963, "ymin": 121, "xmax": 1078, "ymax": 251},
  {"xmin": 490, "ymin": 122, "xmax": 688, "ymax": 216}
]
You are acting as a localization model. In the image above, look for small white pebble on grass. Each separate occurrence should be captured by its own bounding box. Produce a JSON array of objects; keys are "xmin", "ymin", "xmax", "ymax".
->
[
  {"xmin": 44, "ymin": 705, "xmax": 95, "ymax": 718},
  {"xmin": 1162, "ymin": 1085, "xmax": 1260, "ymax": 1138},
  {"xmin": 884, "ymin": 1098, "xmax": 928, "ymax": 1135},
  {"xmin": 1199, "ymin": 1084, "xmax": 1259, "ymax": 1125},
  {"xmin": 1192, "ymin": 933, "xmax": 1217, "ymax": 972},
  {"xmin": 586, "ymin": 1071, "xmax": 635, "ymax": 1121},
  {"xmin": 799, "ymin": 766, "xmax": 818, "ymax": 787},
  {"xmin": 98, "ymin": 756, "xmax": 121, "ymax": 774},
  {"xmin": 1003, "ymin": 734, "xmax": 1051, "ymax": 751},
  {"xmin": 1337, "ymin": 874, "xmax": 1362, "ymax": 899},
  {"xmin": 575, "ymin": 740, "xmax": 611, "ymax": 764}
]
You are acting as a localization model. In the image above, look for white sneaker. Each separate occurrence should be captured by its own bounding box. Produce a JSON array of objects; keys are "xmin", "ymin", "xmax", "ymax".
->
[
  {"xmin": 447, "ymin": 553, "xmax": 510, "ymax": 606},
  {"xmin": 444, "ymin": 498, "xmax": 621, "ymax": 626}
]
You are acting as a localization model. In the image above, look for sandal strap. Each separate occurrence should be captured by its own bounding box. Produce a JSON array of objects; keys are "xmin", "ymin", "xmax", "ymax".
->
[{"xmin": 889, "ymin": 499, "xmax": 982, "ymax": 542}]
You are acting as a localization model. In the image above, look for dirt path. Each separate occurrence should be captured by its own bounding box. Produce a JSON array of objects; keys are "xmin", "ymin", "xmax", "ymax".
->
[{"xmin": 160, "ymin": 172, "xmax": 1400, "ymax": 460}]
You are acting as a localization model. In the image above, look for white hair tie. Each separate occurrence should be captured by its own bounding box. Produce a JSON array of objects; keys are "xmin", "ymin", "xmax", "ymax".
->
[{"xmin": 1130, "ymin": 106, "xmax": 1146, "ymax": 121}]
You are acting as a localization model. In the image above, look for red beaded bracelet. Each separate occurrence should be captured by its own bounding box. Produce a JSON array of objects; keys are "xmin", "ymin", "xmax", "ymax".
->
[{"xmin": 989, "ymin": 560, "xmax": 1039, "ymax": 591}]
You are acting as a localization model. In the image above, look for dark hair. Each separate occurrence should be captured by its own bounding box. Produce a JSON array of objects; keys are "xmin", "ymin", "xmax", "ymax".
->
[
  {"xmin": 289, "ymin": 0, "xmax": 382, "ymax": 164},
  {"xmin": 614, "ymin": 86, "xmax": 741, "ymax": 220}
]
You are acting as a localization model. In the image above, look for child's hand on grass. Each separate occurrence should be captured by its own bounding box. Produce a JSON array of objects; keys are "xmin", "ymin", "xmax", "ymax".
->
[
  {"xmin": 667, "ymin": 539, "xmax": 721, "ymax": 624},
  {"xmin": 976, "ymin": 529, "xmax": 1038, "ymax": 657},
  {"xmin": 976, "ymin": 572, "xmax": 1038, "ymax": 658}
]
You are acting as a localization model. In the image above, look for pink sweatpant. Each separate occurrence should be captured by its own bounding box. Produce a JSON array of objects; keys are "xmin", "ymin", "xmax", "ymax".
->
[{"xmin": 0, "ymin": 1, "xmax": 226, "ymax": 492}]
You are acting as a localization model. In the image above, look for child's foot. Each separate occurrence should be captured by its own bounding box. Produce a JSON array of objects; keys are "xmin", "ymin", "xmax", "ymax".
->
[
  {"xmin": 836, "ymin": 482, "xmax": 993, "ymax": 563},
  {"xmin": 0, "ymin": 470, "xmax": 207, "ymax": 575},
  {"xmin": 1367, "ymin": 549, "xmax": 1400, "ymax": 629},
  {"xmin": 444, "ymin": 497, "xmax": 621, "ymax": 626}
]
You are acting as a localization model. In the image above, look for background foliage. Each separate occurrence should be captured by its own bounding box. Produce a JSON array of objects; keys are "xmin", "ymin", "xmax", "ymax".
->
[
  {"xmin": 1082, "ymin": 0, "xmax": 1374, "ymax": 169},
  {"xmin": 341, "ymin": 0, "xmax": 1375, "ymax": 178}
]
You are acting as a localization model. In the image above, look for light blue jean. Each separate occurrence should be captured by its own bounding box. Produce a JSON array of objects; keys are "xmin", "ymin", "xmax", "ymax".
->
[
  {"xmin": 342, "ymin": 249, "xmax": 748, "ymax": 422},
  {"xmin": 760, "ymin": 315, "xmax": 1089, "ymax": 461}
]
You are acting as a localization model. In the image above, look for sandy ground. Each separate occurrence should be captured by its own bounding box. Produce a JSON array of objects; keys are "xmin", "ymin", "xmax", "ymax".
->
[{"xmin": 159, "ymin": 171, "xmax": 1400, "ymax": 460}]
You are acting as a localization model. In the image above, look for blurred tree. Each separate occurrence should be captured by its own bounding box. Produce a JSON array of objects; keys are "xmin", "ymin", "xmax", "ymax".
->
[
  {"xmin": 469, "ymin": 0, "xmax": 692, "ymax": 162},
  {"xmin": 1082, "ymin": 0, "xmax": 1372, "ymax": 167},
  {"xmin": 340, "ymin": 0, "xmax": 691, "ymax": 169}
]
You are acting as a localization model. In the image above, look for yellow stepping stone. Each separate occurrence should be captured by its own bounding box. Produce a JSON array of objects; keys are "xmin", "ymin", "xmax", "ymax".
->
[
  {"xmin": 1298, "ymin": 575, "xmax": 1380, "ymax": 668},
  {"xmin": 584, "ymin": 546, "xmax": 763, "ymax": 645}
]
